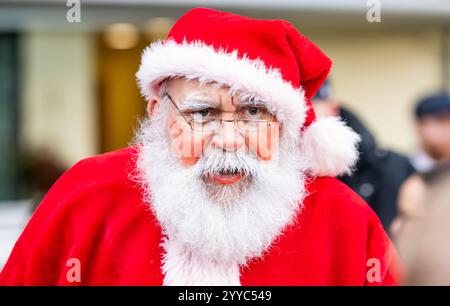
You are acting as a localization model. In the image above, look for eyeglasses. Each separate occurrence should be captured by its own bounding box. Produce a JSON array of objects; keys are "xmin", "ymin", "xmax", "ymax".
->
[{"xmin": 164, "ymin": 92, "xmax": 275, "ymax": 133}]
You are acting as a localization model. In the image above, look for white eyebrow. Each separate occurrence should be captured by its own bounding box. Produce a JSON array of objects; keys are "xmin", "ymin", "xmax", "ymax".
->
[
  {"xmin": 177, "ymin": 91, "xmax": 219, "ymax": 111},
  {"xmin": 235, "ymin": 93, "xmax": 274, "ymax": 114}
]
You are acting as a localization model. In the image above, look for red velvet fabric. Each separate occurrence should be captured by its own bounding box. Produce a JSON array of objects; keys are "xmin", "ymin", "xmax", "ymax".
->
[{"xmin": 0, "ymin": 147, "xmax": 400, "ymax": 285}]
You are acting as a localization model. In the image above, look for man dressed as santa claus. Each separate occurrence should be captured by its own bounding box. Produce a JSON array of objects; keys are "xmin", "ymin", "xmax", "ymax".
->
[{"xmin": 0, "ymin": 8, "xmax": 399, "ymax": 286}]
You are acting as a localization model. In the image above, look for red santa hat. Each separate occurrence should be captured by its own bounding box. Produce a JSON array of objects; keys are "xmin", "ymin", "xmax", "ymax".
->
[{"xmin": 136, "ymin": 7, "xmax": 360, "ymax": 177}]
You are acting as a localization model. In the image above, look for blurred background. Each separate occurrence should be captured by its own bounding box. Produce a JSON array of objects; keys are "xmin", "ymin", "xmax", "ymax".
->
[{"xmin": 0, "ymin": 0, "xmax": 450, "ymax": 282}]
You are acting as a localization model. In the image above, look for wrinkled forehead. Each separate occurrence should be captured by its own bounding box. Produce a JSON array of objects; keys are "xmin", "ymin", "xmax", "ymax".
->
[{"xmin": 162, "ymin": 77, "xmax": 270, "ymax": 110}]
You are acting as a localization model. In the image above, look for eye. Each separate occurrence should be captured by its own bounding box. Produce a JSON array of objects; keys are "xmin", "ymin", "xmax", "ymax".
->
[
  {"xmin": 189, "ymin": 108, "xmax": 215, "ymax": 122},
  {"xmin": 245, "ymin": 107, "xmax": 261, "ymax": 117},
  {"xmin": 196, "ymin": 109, "xmax": 210, "ymax": 117}
]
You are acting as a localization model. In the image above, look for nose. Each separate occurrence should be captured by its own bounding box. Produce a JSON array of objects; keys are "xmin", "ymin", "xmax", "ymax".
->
[{"xmin": 210, "ymin": 120, "xmax": 245, "ymax": 152}]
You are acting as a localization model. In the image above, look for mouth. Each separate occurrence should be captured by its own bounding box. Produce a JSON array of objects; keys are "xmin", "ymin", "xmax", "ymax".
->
[{"xmin": 208, "ymin": 169, "xmax": 246, "ymax": 185}]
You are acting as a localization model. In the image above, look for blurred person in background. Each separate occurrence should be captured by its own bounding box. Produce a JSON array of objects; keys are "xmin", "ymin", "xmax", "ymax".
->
[
  {"xmin": 409, "ymin": 92, "xmax": 450, "ymax": 173},
  {"xmin": 18, "ymin": 150, "xmax": 66, "ymax": 212},
  {"xmin": 392, "ymin": 92, "xmax": 450, "ymax": 237},
  {"xmin": 395, "ymin": 163, "xmax": 450, "ymax": 285},
  {"xmin": 312, "ymin": 79, "xmax": 415, "ymax": 232}
]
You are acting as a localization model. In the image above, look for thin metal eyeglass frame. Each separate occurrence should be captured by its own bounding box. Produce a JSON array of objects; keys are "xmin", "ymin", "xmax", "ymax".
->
[{"xmin": 164, "ymin": 92, "xmax": 274, "ymax": 132}]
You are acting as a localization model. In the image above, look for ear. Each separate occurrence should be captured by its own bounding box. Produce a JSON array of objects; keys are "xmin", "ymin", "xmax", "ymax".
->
[{"xmin": 146, "ymin": 96, "xmax": 160, "ymax": 116}]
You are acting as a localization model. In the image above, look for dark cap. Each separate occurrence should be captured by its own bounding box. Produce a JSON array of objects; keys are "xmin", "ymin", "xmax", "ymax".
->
[{"xmin": 415, "ymin": 92, "xmax": 450, "ymax": 119}]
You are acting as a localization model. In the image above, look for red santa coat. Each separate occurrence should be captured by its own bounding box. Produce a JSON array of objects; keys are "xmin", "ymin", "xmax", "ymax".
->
[{"xmin": 0, "ymin": 147, "xmax": 400, "ymax": 285}]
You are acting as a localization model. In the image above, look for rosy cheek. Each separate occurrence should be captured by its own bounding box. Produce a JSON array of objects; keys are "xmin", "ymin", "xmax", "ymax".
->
[
  {"xmin": 245, "ymin": 124, "xmax": 280, "ymax": 161},
  {"xmin": 180, "ymin": 156, "xmax": 199, "ymax": 167},
  {"xmin": 244, "ymin": 132, "xmax": 263, "ymax": 160},
  {"xmin": 259, "ymin": 127, "xmax": 272, "ymax": 161},
  {"xmin": 246, "ymin": 131, "xmax": 271, "ymax": 161},
  {"xmin": 169, "ymin": 120, "xmax": 203, "ymax": 167}
]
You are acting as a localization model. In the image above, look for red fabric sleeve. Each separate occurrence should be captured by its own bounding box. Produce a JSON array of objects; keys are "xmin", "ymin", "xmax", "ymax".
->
[{"xmin": 0, "ymin": 148, "xmax": 164, "ymax": 286}]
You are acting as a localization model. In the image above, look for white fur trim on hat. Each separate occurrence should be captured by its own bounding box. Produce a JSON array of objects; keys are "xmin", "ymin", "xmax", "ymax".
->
[
  {"xmin": 301, "ymin": 116, "xmax": 361, "ymax": 177},
  {"xmin": 137, "ymin": 40, "xmax": 360, "ymax": 177},
  {"xmin": 136, "ymin": 39, "xmax": 306, "ymax": 143}
]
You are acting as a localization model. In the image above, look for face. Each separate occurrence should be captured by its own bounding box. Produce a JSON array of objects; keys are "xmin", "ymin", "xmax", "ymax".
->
[
  {"xmin": 149, "ymin": 78, "xmax": 280, "ymax": 186},
  {"xmin": 137, "ymin": 77, "xmax": 306, "ymax": 270},
  {"xmin": 416, "ymin": 113, "xmax": 450, "ymax": 161}
]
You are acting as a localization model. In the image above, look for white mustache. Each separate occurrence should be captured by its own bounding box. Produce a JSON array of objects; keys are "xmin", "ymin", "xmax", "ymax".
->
[{"xmin": 194, "ymin": 149, "xmax": 261, "ymax": 178}]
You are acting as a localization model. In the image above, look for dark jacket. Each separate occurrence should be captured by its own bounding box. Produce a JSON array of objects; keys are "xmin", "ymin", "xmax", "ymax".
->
[{"xmin": 338, "ymin": 107, "xmax": 415, "ymax": 231}]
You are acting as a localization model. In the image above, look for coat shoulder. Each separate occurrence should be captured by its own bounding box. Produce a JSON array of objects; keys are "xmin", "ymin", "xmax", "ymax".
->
[
  {"xmin": 61, "ymin": 146, "xmax": 139, "ymax": 187},
  {"xmin": 33, "ymin": 146, "xmax": 146, "ymax": 227},
  {"xmin": 38, "ymin": 147, "xmax": 143, "ymax": 219},
  {"xmin": 304, "ymin": 176, "xmax": 380, "ymax": 223},
  {"xmin": 0, "ymin": 147, "xmax": 163, "ymax": 285}
]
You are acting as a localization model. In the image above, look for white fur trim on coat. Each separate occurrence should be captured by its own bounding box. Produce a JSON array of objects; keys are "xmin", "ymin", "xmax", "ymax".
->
[
  {"xmin": 301, "ymin": 116, "xmax": 361, "ymax": 177},
  {"xmin": 136, "ymin": 39, "xmax": 306, "ymax": 143},
  {"xmin": 162, "ymin": 238, "xmax": 241, "ymax": 286}
]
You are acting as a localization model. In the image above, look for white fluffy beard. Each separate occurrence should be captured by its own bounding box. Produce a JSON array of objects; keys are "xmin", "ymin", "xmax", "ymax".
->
[{"xmin": 134, "ymin": 107, "xmax": 307, "ymax": 286}]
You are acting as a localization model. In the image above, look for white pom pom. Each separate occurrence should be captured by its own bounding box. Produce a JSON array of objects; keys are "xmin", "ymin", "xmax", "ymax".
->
[{"xmin": 301, "ymin": 116, "xmax": 361, "ymax": 177}]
